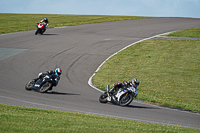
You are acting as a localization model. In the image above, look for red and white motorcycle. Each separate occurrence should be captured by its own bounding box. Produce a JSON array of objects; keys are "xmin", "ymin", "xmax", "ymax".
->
[{"xmin": 35, "ymin": 22, "xmax": 46, "ymax": 35}]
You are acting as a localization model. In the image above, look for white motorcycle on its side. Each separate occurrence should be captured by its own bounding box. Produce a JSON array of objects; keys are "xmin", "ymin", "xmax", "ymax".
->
[{"xmin": 99, "ymin": 83, "xmax": 137, "ymax": 106}]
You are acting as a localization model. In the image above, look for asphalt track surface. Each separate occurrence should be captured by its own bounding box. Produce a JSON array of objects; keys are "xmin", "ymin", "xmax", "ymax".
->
[{"xmin": 0, "ymin": 18, "xmax": 200, "ymax": 129}]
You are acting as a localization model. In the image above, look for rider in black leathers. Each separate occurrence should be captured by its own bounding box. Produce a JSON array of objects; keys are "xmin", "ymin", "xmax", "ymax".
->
[
  {"xmin": 33, "ymin": 68, "xmax": 62, "ymax": 87},
  {"xmin": 109, "ymin": 78, "xmax": 139, "ymax": 104},
  {"xmin": 37, "ymin": 17, "xmax": 49, "ymax": 32}
]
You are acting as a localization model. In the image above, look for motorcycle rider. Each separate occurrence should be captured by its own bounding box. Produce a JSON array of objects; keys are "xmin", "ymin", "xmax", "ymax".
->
[
  {"xmin": 38, "ymin": 17, "xmax": 49, "ymax": 32},
  {"xmin": 109, "ymin": 78, "xmax": 139, "ymax": 104},
  {"xmin": 125, "ymin": 78, "xmax": 140, "ymax": 90},
  {"xmin": 32, "ymin": 68, "xmax": 62, "ymax": 87}
]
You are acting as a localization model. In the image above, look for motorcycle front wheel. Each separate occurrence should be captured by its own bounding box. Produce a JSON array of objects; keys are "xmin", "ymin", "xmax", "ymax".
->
[
  {"xmin": 35, "ymin": 29, "xmax": 39, "ymax": 35},
  {"xmin": 25, "ymin": 81, "xmax": 34, "ymax": 91},
  {"xmin": 41, "ymin": 28, "xmax": 46, "ymax": 35},
  {"xmin": 119, "ymin": 93, "xmax": 133, "ymax": 106},
  {"xmin": 99, "ymin": 92, "xmax": 108, "ymax": 103},
  {"xmin": 39, "ymin": 82, "xmax": 52, "ymax": 93},
  {"xmin": 41, "ymin": 29, "xmax": 44, "ymax": 35}
]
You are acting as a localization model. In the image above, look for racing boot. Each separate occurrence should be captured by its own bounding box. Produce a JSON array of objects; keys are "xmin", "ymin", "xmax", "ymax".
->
[{"xmin": 111, "ymin": 95, "xmax": 118, "ymax": 104}]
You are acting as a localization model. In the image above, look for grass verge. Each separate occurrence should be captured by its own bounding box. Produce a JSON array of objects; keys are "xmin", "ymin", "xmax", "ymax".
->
[
  {"xmin": 0, "ymin": 13, "xmax": 200, "ymax": 131},
  {"xmin": 93, "ymin": 28, "xmax": 200, "ymax": 112},
  {"xmin": 0, "ymin": 104, "xmax": 199, "ymax": 133},
  {"xmin": 166, "ymin": 27, "xmax": 200, "ymax": 38},
  {"xmin": 0, "ymin": 13, "xmax": 155, "ymax": 34}
]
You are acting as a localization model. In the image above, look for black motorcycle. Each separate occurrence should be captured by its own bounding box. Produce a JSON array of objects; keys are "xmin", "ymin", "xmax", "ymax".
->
[
  {"xmin": 99, "ymin": 84, "xmax": 137, "ymax": 106},
  {"xmin": 25, "ymin": 75, "xmax": 58, "ymax": 93}
]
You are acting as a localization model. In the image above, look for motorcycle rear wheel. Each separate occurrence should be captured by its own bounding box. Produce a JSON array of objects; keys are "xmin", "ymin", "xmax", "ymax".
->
[
  {"xmin": 119, "ymin": 93, "xmax": 133, "ymax": 106},
  {"xmin": 39, "ymin": 82, "xmax": 52, "ymax": 93},
  {"xmin": 99, "ymin": 92, "xmax": 108, "ymax": 103},
  {"xmin": 25, "ymin": 81, "xmax": 34, "ymax": 91}
]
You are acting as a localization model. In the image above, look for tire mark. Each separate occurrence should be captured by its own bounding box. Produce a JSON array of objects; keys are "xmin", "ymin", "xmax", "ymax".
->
[{"xmin": 65, "ymin": 54, "xmax": 86, "ymax": 84}]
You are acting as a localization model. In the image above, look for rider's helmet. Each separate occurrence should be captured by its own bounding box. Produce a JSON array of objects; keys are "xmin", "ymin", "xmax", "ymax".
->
[
  {"xmin": 132, "ymin": 78, "xmax": 140, "ymax": 87},
  {"xmin": 43, "ymin": 18, "xmax": 48, "ymax": 23},
  {"xmin": 55, "ymin": 68, "xmax": 62, "ymax": 76}
]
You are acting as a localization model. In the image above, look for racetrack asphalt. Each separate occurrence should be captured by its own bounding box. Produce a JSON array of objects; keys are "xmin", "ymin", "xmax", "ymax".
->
[{"xmin": 0, "ymin": 18, "xmax": 200, "ymax": 129}]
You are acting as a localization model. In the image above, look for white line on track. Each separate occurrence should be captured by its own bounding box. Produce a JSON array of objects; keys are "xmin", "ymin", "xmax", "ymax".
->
[
  {"xmin": 1, "ymin": 29, "xmax": 199, "ymax": 129},
  {"xmin": 87, "ymin": 30, "xmax": 200, "ymax": 118},
  {"xmin": 88, "ymin": 31, "xmax": 175, "ymax": 92}
]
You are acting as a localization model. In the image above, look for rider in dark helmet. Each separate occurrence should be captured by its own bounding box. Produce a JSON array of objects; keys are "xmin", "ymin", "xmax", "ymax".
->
[
  {"xmin": 109, "ymin": 78, "xmax": 139, "ymax": 104},
  {"xmin": 131, "ymin": 78, "xmax": 140, "ymax": 97},
  {"xmin": 131, "ymin": 78, "xmax": 140, "ymax": 88},
  {"xmin": 38, "ymin": 17, "xmax": 49, "ymax": 32},
  {"xmin": 42, "ymin": 18, "xmax": 49, "ymax": 24},
  {"xmin": 32, "ymin": 68, "xmax": 62, "ymax": 85}
]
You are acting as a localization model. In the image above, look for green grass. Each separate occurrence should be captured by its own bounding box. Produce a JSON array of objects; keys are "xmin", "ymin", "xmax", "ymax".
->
[
  {"xmin": 0, "ymin": 13, "xmax": 155, "ymax": 34},
  {"xmin": 0, "ymin": 104, "xmax": 199, "ymax": 133},
  {"xmin": 1, "ymin": 13, "xmax": 200, "ymax": 132},
  {"xmin": 166, "ymin": 27, "xmax": 200, "ymax": 38},
  {"xmin": 93, "ymin": 38, "xmax": 200, "ymax": 112}
]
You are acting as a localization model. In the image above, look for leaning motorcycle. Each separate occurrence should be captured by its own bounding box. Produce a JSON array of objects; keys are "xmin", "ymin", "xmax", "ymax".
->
[
  {"xmin": 99, "ymin": 84, "xmax": 137, "ymax": 106},
  {"xmin": 35, "ymin": 22, "xmax": 46, "ymax": 35},
  {"xmin": 25, "ymin": 75, "xmax": 58, "ymax": 93}
]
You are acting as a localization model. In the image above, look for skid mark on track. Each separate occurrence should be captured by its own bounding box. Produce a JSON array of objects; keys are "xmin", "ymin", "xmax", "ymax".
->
[
  {"xmin": 39, "ymin": 46, "xmax": 76, "ymax": 69},
  {"xmin": 50, "ymin": 46, "xmax": 76, "ymax": 59},
  {"xmin": 66, "ymin": 54, "xmax": 86, "ymax": 84}
]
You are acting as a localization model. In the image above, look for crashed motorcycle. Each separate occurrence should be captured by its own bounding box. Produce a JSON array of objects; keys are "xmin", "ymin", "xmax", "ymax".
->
[
  {"xmin": 25, "ymin": 75, "xmax": 59, "ymax": 93},
  {"xmin": 99, "ymin": 84, "xmax": 137, "ymax": 106},
  {"xmin": 35, "ymin": 22, "xmax": 46, "ymax": 35}
]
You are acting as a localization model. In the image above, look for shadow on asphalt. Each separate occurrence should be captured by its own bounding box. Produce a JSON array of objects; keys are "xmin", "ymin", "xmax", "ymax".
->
[
  {"xmin": 102, "ymin": 102, "xmax": 158, "ymax": 110},
  {"xmin": 42, "ymin": 34, "xmax": 59, "ymax": 35},
  {"xmin": 45, "ymin": 91, "xmax": 80, "ymax": 95},
  {"xmin": 127, "ymin": 104, "xmax": 158, "ymax": 109}
]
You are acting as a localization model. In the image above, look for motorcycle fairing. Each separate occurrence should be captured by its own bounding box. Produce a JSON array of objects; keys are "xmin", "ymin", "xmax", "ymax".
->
[{"xmin": 116, "ymin": 88, "xmax": 127, "ymax": 101}]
